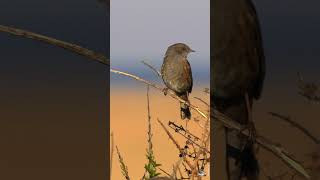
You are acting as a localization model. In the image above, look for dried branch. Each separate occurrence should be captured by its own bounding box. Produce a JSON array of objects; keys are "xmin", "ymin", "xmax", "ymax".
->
[
  {"xmin": 147, "ymin": 85, "xmax": 153, "ymax": 151},
  {"xmin": 158, "ymin": 168, "xmax": 172, "ymax": 178},
  {"xmin": 157, "ymin": 119, "xmax": 194, "ymax": 171},
  {"xmin": 193, "ymin": 97, "xmax": 209, "ymax": 107},
  {"xmin": 268, "ymin": 112, "xmax": 319, "ymax": 144},
  {"xmin": 168, "ymin": 121, "xmax": 210, "ymax": 154},
  {"xmin": 0, "ymin": 25, "xmax": 109, "ymax": 65}
]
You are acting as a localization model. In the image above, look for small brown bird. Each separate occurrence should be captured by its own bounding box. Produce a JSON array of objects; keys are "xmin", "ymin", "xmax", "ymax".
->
[
  {"xmin": 212, "ymin": 0, "xmax": 265, "ymax": 179},
  {"xmin": 161, "ymin": 43, "xmax": 194, "ymax": 120}
]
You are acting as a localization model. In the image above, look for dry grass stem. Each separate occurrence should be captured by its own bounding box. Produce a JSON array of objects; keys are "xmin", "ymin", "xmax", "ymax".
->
[
  {"xmin": 268, "ymin": 112, "xmax": 319, "ymax": 144},
  {"xmin": 141, "ymin": 60, "xmax": 162, "ymax": 78},
  {"xmin": 116, "ymin": 146, "xmax": 131, "ymax": 180},
  {"xmin": 0, "ymin": 25, "xmax": 109, "ymax": 65}
]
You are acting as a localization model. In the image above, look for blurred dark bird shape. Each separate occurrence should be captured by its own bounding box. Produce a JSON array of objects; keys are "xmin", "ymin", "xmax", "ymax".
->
[
  {"xmin": 161, "ymin": 43, "xmax": 194, "ymax": 120},
  {"xmin": 212, "ymin": 0, "xmax": 266, "ymax": 179}
]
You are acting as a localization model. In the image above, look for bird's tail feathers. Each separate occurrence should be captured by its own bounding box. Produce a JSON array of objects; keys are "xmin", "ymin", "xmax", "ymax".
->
[
  {"xmin": 179, "ymin": 93, "xmax": 191, "ymax": 120},
  {"xmin": 237, "ymin": 141, "xmax": 260, "ymax": 179}
]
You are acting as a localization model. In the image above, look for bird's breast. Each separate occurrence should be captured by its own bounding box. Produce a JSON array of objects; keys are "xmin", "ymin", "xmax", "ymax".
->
[{"xmin": 161, "ymin": 57, "xmax": 192, "ymax": 94}]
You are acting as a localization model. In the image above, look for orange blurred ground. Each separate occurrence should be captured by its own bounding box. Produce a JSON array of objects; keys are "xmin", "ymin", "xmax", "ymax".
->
[{"xmin": 111, "ymin": 86, "xmax": 210, "ymax": 180}]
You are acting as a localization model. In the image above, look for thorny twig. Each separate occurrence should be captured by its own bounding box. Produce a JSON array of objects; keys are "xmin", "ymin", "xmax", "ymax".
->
[{"xmin": 168, "ymin": 121, "xmax": 210, "ymax": 154}]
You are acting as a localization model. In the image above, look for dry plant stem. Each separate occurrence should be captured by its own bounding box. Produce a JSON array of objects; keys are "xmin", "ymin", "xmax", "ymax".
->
[
  {"xmin": 147, "ymin": 85, "xmax": 153, "ymax": 151},
  {"xmin": 168, "ymin": 121, "xmax": 210, "ymax": 153},
  {"xmin": 0, "ymin": 25, "xmax": 109, "ymax": 65},
  {"xmin": 141, "ymin": 60, "xmax": 162, "ymax": 78},
  {"xmin": 171, "ymin": 158, "xmax": 183, "ymax": 178},
  {"xmin": 116, "ymin": 146, "xmax": 131, "ymax": 180},
  {"xmin": 157, "ymin": 119, "xmax": 195, "ymax": 171},
  {"xmin": 178, "ymin": 166, "xmax": 184, "ymax": 179},
  {"xmin": 193, "ymin": 97, "xmax": 209, "ymax": 107},
  {"xmin": 158, "ymin": 167, "xmax": 172, "ymax": 177},
  {"xmin": 268, "ymin": 112, "xmax": 319, "ymax": 144}
]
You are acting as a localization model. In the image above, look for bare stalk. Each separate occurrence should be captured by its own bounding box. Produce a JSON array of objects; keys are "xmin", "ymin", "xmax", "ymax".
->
[
  {"xmin": 116, "ymin": 146, "xmax": 131, "ymax": 180},
  {"xmin": 268, "ymin": 112, "xmax": 319, "ymax": 144},
  {"xmin": 0, "ymin": 25, "xmax": 109, "ymax": 65}
]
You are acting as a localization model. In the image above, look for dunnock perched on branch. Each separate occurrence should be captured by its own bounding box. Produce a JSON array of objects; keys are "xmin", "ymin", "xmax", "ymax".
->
[
  {"xmin": 161, "ymin": 43, "xmax": 194, "ymax": 120},
  {"xmin": 212, "ymin": 0, "xmax": 266, "ymax": 179}
]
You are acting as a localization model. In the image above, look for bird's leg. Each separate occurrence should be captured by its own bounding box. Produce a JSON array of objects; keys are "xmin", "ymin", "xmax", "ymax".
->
[
  {"xmin": 162, "ymin": 87, "xmax": 169, "ymax": 96},
  {"xmin": 246, "ymin": 121, "xmax": 257, "ymax": 142},
  {"xmin": 238, "ymin": 122, "xmax": 256, "ymax": 142},
  {"xmin": 243, "ymin": 93, "xmax": 257, "ymax": 144}
]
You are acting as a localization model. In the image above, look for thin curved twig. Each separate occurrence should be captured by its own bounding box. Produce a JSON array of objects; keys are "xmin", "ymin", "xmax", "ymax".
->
[
  {"xmin": 268, "ymin": 112, "xmax": 319, "ymax": 144},
  {"xmin": 193, "ymin": 97, "xmax": 209, "ymax": 107},
  {"xmin": 0, "ymin": 25, "xmax": 109, "ymax": 65},
  {"xmin": 141, "ymin": 60, "xmax": 162, "ymax": 78}
]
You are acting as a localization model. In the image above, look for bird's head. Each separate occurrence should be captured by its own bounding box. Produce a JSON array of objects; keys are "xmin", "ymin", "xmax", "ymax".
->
[{"xmin": 165, "ymin": 43, "xmax": 195, "ymax": 58}]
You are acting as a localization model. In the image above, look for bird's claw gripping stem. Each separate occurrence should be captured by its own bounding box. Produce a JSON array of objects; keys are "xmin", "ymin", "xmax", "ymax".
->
[{"xmin": 239, "ymin": 121, "xmax": 257, "ymax": 142}]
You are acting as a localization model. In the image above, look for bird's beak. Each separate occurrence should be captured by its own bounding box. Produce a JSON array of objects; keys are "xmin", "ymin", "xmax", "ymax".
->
[{"xmin": 190, "ymin": 49, "xmax": 196, "ymax": 53}]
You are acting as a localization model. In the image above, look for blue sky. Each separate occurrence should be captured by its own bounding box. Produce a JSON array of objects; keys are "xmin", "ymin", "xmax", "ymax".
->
[{"xmin": 110, "ymin": 0, "xmax": 210, "ymax": 84}]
